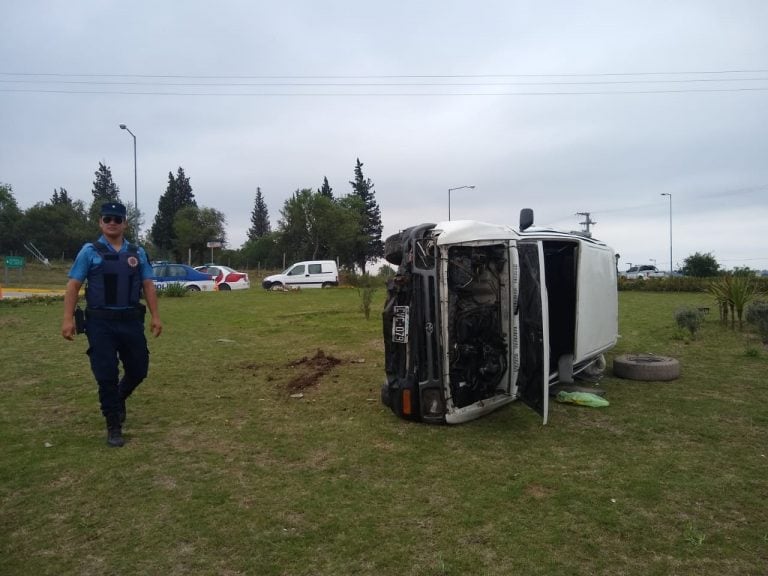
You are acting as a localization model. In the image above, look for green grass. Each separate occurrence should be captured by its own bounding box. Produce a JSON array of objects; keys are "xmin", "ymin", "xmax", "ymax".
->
[{"xmin": 1, "ymin": 286, "xmax": 767, "ymax": 575}]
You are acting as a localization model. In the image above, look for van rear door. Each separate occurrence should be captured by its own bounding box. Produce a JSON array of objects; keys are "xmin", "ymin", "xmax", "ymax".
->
[
  {"xmin": 574, "ymin": 243, "xmax": 618, "ymax": 361},
  {"xmin": 516, "ymin": 241, "xmax": 550, "ymax": 425}
]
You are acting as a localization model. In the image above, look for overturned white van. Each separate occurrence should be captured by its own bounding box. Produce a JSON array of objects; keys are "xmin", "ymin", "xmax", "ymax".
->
[{"xmin": 381, "ymin": 210, "xmax": 618, "ymax": 425}]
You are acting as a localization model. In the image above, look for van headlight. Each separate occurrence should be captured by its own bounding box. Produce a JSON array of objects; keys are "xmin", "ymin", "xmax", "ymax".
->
[{"xmin": 421, "ymin": 388, "xmax": 444, "ymax": 417}]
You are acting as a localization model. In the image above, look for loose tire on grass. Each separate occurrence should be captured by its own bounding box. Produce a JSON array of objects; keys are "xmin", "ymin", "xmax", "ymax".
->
[{"xmin": 612, "ymin": 353, "xmax": 680, "ymax": 381}]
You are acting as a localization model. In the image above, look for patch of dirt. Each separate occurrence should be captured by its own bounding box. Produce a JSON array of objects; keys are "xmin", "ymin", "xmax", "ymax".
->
[
  {"xmin": 285, "ymin": 349, "xmax": 342, "ymax": 391},
  {"xmin": 524, "ymin": 483, "xmax": 552, "ymax": 499},
  {"xmin": 0, "ymin": 316, "xmax": 23, "ymax": 329}
]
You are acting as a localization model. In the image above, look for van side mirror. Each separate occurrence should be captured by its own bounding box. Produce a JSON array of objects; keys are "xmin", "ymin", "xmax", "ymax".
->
[{"xmin": 519, "ymin": 208, "xmax": 534, "ymax": 231}]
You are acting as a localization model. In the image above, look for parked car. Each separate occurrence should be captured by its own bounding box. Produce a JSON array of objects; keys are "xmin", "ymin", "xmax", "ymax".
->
[
  {"xmin": 262, "ymin": 260, "xmax": 339, "ymax": 290},
  {"xmin": 620, "ymin": 265, "xmax": 666, "ymax": 280},
  {"xmin": 381, "ymin": 210, "xmax": 618, "ymax": 425},
  {"xmin": 151, "ymin": 263, "xmax": 216, "ymax": 292},
  {"xmin": 194, "ymin": 264, "xmax": 250, "ymax": 291}
]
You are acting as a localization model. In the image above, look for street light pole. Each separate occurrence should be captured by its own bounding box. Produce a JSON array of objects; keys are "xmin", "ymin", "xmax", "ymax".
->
[
  {"xmin": 661, "ymin": 193, "xmax": 672, "ymax": 276},
  {"xmin": 448, "ymin": 185, "xmax": 475, "ymax": 220},
  {"xmin": 119, "ymin": 124, "xmax": 138, "ymax": 237}
]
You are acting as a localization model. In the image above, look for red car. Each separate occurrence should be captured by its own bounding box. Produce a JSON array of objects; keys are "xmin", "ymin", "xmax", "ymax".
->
[{"xmin": 194, "ymin": 265, "xmax": 250, "ymax": 291}]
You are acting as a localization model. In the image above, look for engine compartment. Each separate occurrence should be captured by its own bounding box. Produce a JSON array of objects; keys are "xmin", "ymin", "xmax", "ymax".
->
[{"xmin": 446, "ymin": 245, "xmax": 510, "ymax": 408}]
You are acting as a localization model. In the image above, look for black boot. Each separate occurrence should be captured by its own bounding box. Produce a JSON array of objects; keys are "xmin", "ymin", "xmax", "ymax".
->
[{"xmin": 106, "ymin": 414, "xmax": 124, "ymax": 448}]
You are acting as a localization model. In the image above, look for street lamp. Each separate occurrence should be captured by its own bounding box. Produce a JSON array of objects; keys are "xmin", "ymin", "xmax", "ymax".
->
[
  {"xmin": 661, "ymin": 193, "xmax": 672, "ymax": 276},
  {"xmin": 448, "ymin": 185, "xmax": 475, "ymax": 220},
  {"xmin": 119, "ymin": 124, "xmax": 138, "ymax": 237}
]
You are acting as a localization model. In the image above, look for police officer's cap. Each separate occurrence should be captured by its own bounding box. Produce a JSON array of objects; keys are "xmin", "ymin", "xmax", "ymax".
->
[{"xmin": 101, "ymin": 202, "xmax": 127, "ymax": 217}]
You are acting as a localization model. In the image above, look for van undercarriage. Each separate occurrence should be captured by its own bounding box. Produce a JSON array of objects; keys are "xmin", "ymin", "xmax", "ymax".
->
[{"xmin": 382, "ymin": 217, "xmax": 617, "ymax": 425}]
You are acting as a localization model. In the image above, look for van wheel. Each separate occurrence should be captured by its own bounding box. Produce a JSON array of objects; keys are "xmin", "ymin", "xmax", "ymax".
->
[
  {"xmin": 186, "ymin": 285, "xmax": 201, "ymax": 292},
  {"xmin": 384, "ymin": 232, "xmax": 404, "ymax": 265},
  {"xmin": 322, "ymin": 282, "xmax": 334, "ymax": 289},
  {"xmin": 612, "ymin": 353, "xmax": 680, "ymax": 381},
  {"xmin": 218, "ymin": 284, "xmax": 231, "ymax": 291}
]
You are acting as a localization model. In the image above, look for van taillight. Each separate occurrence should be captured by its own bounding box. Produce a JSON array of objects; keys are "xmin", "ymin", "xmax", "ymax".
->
[{"xmin": 402, "ymin": 389, "xmax": 412, "ymax": 415}]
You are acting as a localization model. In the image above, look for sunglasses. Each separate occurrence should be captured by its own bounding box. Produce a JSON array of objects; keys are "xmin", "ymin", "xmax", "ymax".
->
[{"xmin": 102, "ymin": 216, "xmax": 124, "ymax": 224}]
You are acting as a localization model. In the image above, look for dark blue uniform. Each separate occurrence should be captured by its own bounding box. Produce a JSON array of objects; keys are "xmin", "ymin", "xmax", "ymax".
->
[{"xmin": 68, "ymin": 235, "xmax": 154, "ymax": 424}]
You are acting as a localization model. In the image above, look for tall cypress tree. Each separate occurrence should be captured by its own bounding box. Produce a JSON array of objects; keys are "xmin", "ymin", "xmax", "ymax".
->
[
  {"xmin": 91, "ymin": 162, "xmax": 120, "ymax": 203},
  {"xmin": 349, "ymin": 158, "xmax": 383, "ymax": 273},
  {"xmin": 318, "ymin": 176, "xmax": 334, "ymax": 199},
  {"xmin": 89, "ymin": 162, "xmax": 121, "ymax": 224},
  {"xmin": 150, "ymin": 167, "xmax": 197, "ymax": 256},
  {"xmin": 247, "ymin": 187, "xmax": 271, "ymax": 240}
]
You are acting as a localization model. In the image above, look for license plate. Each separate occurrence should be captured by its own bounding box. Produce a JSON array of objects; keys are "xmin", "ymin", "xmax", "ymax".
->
[{"xmin": 392, "ymin": 305, "xmax": 409, "ymax": 343}]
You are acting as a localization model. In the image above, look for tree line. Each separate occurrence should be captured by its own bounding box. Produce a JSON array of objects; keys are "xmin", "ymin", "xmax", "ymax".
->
[{"xmin": 0, "ymin": 158, "xmax": 383, "ymax": 272}]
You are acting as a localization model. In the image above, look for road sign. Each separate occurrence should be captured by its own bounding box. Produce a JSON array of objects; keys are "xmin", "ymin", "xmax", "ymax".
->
[
  {"xmin": 206, "ymin": 241, "xmax": 223, "ymax": 248},
  {"xmin": 4, "ymin": 256, "xmax": 24, "ymax": 268}
]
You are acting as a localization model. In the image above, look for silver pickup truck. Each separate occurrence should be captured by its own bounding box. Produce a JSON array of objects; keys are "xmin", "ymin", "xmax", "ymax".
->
[
  {"xmin": 381, "ymin": 209, "xmax": 618, "ymax": 425},
  {"xmin": 620, "ymin": 265, "xmax": 666, "ymax": 280}
]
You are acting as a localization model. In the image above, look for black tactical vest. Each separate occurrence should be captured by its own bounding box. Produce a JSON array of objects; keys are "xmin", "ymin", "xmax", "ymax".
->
[{"xmin": 85, "ymin": 241, "xmax": 142, "ymax": 308}]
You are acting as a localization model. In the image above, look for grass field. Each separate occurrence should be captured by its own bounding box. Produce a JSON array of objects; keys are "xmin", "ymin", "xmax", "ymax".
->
[{"xmin": 1, "ymin": 278, "xmax": 767, "ymax": 575}]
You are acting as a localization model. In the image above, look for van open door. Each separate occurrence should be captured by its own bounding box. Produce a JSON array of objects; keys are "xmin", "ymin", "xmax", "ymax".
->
[{"xmin": 516, "ymin": 241, "xmax": 550, "ymax": 424}]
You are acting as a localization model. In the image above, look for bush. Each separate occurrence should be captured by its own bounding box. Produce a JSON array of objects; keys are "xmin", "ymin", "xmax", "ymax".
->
[
  {"xmin": 674, "ymin": 306, "xmax": 704, "ymax": 338},
  {"xmin": 745, "ymin": 300, "xmax": 768, "ymax": 343},
  {"xmin": 156, "ymin": 282, "xmax": 189, "ymax": 298}
]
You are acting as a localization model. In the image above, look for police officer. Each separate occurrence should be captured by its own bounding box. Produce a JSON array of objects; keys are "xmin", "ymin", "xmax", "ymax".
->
[{"xmin": 61, "ymin": 202, "xmax": 162, "ymax": 447}]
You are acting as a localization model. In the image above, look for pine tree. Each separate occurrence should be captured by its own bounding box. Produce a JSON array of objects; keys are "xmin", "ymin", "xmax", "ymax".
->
[
  {"xmin": 150, "ymin": 167, "xmax": 197, "ymax": 256},
  {"xmin": 349, "ymin": 158, "xmax": 384, "ymax": 273},
  {"xmin": 318, "ymin": 176, "xmax": 333, "ymax": 199},
  {"xmin": 51, "ymin": 187, "xmax": 71, "ymax": 205},
  {"xmin": 0, "ymin": 183, "xmax": 23, "ymax": 254},
  {"xmin": 89, "ymin": 162, "xmax": 121, "ymax": 224},
  {"xmin": 92, "ymin": 162, "xmax": 120, "ymax": 203},
  {"xmin": 247, "ymin": 187, "xmax": 271, "ymax": 240}
]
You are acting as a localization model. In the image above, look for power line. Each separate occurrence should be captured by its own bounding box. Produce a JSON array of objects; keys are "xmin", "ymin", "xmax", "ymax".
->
[
  {"xmin": 2, "ymin": 77, "xmax": 768, "ymax": 88},
  {"xmin": 2, "ymin": 87, "xmax": 768, "ymax": 97},
  {"xmin": 2, "ymin": 68, "xmax": 768, "ymax": 79}
]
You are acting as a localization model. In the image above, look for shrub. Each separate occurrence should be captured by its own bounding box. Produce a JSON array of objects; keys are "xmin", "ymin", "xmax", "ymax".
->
[
  {"xmin": 708, "ymin": 275, "xmax": 760, "ymax": 330},
  {"xmin": 674, "ymin": 306, "xmax": 704, "ymax": 338},
  {"xmin": 745, "ymin": 300, "xmax": 768, "ymax": 343},
  {"xmin": 156, "ymin": 282, "xmax": 189, "ymax": 298}
]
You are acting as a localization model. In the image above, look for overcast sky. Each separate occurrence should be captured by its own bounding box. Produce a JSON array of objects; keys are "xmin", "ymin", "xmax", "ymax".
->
[{"xmin": 2, "ymin": 1, "xmax": 767, "ymax": 271}]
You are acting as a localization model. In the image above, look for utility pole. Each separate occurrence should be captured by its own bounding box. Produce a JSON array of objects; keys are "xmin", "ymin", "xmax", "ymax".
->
[{"xmin": 576, "ymin": 212, "xmax": 596, "ymax": 237}]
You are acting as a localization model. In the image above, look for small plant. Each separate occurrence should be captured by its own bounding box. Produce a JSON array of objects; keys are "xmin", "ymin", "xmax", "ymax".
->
[
  {"xmin": 156, "ymin": 282, "xmax": 189, "ymax": 298},
  {"xmin": 709, "ymin": 275, "xmax": 760, "ymax": 330},
  {"xmin": 744, "ymin": 346, "xmax": 760, "ymax": 358},
  {"xmin": 684, "ymin": 523, "xmax": 706, "ymax": 546},
  {"xmin": 745, "ymin": 300, "xmax": 768, "ymax": 344},
  {"xmin": 674, "ymin": 306, "xmax": 703, "ymax": 338},
  {"xmin": 348, "ymin": 272, "xmax": 379, "ymax": 320}
]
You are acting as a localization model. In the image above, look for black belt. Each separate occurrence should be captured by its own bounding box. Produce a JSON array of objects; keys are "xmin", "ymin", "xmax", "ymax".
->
[{"xmin": 86, "ymin": 305, "xmax": 146, "ymax": 320}]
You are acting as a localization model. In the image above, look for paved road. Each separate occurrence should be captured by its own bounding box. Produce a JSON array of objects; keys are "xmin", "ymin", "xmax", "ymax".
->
[{"xmin": 0, "ymin": 287, "xmax": 65, "ymax": 300}]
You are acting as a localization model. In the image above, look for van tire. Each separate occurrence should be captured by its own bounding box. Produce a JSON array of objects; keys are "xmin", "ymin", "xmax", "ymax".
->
[
  {"xmin": 384, "ymin": 232, "xmax": 404, "ymax": 265},
  {"xmin": 321, "ymin": 282, "xmax": 333, "ymax": 288},
  {"xmin": 612, "ymin": 353, "xmax": 680, "ymax": 381},
  {"xmin": 218, "ymin": 283, "xmax": 231, "ymax": 291}
]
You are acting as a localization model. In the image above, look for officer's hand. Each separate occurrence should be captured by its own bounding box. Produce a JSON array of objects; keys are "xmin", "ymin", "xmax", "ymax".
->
[
  {"xmin": 151, "ymin": 317, "xmax": 163, "ymax": 338},
  {"xmin": 61, "ymin": 319, "xmax": 76, "ymax": 341}
]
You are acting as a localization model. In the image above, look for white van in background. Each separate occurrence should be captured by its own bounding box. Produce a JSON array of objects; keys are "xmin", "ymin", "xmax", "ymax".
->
[{"xmin": 262, "ymin": 260, "xmax": 339, "ymax": 290}]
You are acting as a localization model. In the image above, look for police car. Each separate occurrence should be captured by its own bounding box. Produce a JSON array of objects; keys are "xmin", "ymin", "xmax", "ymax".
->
[{"xmin": 151, "ymin": 263, "xmax": 216, "ymax": 292}]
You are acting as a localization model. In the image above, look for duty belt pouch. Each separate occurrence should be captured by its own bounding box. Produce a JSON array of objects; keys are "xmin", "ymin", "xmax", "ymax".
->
[{"xmin": 74, "ymin": 306, "xmax": 87, "ymax": 334}]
